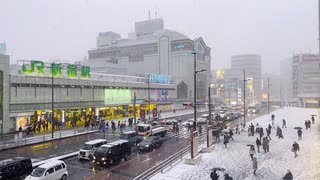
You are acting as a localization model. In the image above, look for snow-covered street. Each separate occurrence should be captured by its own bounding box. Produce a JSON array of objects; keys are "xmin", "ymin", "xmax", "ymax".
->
[{"xmin": 152, "ymin": 107, "xmax": 320, "ymax": 180}]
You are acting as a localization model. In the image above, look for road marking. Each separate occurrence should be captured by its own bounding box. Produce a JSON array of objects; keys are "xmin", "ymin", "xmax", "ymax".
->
[{"xmin": 141, "ymin": 157, "xmax": 152, "ymax": 163}]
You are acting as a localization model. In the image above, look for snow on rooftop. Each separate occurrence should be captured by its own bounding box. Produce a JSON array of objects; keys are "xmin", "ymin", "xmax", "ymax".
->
[{"xmin": 152, "ymin": 107, "xmax": 320, "ymax": 180}]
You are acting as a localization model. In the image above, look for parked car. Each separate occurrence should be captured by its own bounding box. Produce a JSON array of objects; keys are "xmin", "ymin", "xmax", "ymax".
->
[
  {"xmin": 93, "ymin": 140, "xmax": 131, "ymax": 166},
  {"xmin": 160, "ymin": 119, "xmax": 177, "ymax": 126},
  {"xmin": 198, "ymin": 114, "xmax": 210, "ymax": 124},
  {"xmin": 26, "ymin": 160, "xmax": 68, "ymax": 180},
  {"xmin": 137, "ymin": 136, "xmax": 164, "ymax": 151},
  {"xmin": 0, "ymin": 157, "xmax": 32, "ymax": 180},
  {"xmin": 120, "ymin": 131, "xmax": 142, "ymax": 145},
  {"xmin": 181, "ymin": 119, "xmax": 195, "ymax": 127},
  {"xmin": 78, "ymin": 139, "xmax": 107, "ymax": 160}
]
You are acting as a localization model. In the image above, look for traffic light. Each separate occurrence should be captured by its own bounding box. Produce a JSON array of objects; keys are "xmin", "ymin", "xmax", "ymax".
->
[{"xmin": 183, "ymin": 102, "xmax": 191, "ymax": 106}]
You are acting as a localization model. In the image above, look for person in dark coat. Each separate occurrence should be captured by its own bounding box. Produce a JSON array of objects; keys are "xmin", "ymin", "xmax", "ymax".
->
[
  {"xmin": 311, "ymin": 116, "xmax": 315, "ymax": 124},
  {"xmin": 283, "ymin": 170, "xmax": 293, "ymax": 180},
  {"xmin": 229, "ymin": 129, "xmax": 234, "ymax": 140},
  {"xmin": 252, "ymin": 157, "xmax": 258, "ymax": 175},
  {"xmin": 223, "ymin": 134, "xmax": 229, "ymax": 148},
  {"xmin": 297, "ymin": 129, "xmax": 302, "ymax": 140},
  {"xmin": 210, "ymin": 170, "xmax": 219, "ymax": 180},
  {"xmin": 268, "ymin": 124, "xmax": 272, "ymax": 133},
  {"xmin": 256, "ymin": 138, "xmax": 261, "ymax": 153},
  {"xmin": 305, "ymin": 120, "xmax": 308, "ymax": 130},
  {"xmin": 214, "ymin": 130, "xmax": 220, "ymax": 142},
  {"xmin": 307, "ymin": 120, "xmax": 311, "ymax": 128},
  {"xmin": 271, "ymin": 114, "xmax": 275, "ymax": 120},
  {"xmin": 282, "ymin": 119, "xmax": 286, "ymax": 128},
  {"xmin": 292, "ymin": 142, "xmax": 300, "ymax": 158},
  {"xmin": 224, "ymin": 173, "xmax": 233, "ymax": 180},
  {"xmin": 259, "ymin": 128, "xmax": 264, "ymax": 140}
]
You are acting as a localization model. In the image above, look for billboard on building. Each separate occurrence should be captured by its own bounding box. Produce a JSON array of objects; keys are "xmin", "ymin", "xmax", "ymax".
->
[
  {"xmin": 150, "ymin": 90, "xmax": 168, "ymax": 102},
  {"xmin": 104, "ymin": 89, "xmax": 132, "ymax": 105},
  {"xmin": 302, "ymin": 54, "xmax": 320, "ymax": 62}
]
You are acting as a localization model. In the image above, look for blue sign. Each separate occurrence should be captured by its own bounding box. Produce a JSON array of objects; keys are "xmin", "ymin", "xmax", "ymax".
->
[
  {"xmin": 148, "ymin": 74, "xmax": 171, "ymax": 84},
  {"xmin": 175, "ymin": 44, "xmax": 185, "ymax": 49}
]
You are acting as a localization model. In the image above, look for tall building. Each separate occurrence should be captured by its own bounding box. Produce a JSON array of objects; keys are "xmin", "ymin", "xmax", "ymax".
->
[
  {"xmin": 280, "ymin": 57, "xmax": 293, "ymax": 103},
  {"xmin": 0, "ymin": 54, "xmax": 9, "ymax": 133},
  {"xmin": 0, "ymin": 42, "xmax": 6, "ymax": 55},
  {"xmin": 292, "ymin": 54, "xmax": 320, "ymax": 107},
  {"xmin": 85, "ymin": 18, "xmax": 212, "ymax": 100},
  {"xmin": 230, "ymin": 54, "xmax": 262, "ymax": 103}
]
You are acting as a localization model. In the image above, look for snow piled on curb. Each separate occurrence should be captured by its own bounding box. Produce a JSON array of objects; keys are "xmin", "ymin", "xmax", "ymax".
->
[{"xmin": 152, "ymin": 107, "xmax": 320, "ymax": 180}]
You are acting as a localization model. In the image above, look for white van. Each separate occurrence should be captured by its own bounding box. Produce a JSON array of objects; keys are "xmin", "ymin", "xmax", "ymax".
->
[
  {"xmin": 78, "ymin": 139, "xmax": 107, "ymax": 160},
  {"xmin": 26, "ymin": 160, "xmax": 68, "ymax": 180}
]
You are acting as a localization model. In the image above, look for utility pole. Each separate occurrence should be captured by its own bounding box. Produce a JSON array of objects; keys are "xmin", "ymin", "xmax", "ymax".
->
[
  {"xmin": 268, "ymin": 77, "xmax": 270, "ymax": 115},
  {"xmin": 319, "ymin": 0, "xmax": 320, "ymax": 54},
  {"xmin": 51, "ymin": 63, "xmax": 54, "ymax": 138},
  {"xmin": 193, "ymin": 53, "xmax": 197, "ymax": 130},
  {"xmin": 243, "ymin": 70, "xmax": 246, "ymax": 125},
  {"xmin": 208, "ymin": 87, "xmax": 211, "ymax": 124},
  {"xmin": 133, "ymin": 92, "xmax": 136, "ymax": 124},
  {"xmin": 148, "ymin": 74, "xmax": 151, "ymax": 122}
]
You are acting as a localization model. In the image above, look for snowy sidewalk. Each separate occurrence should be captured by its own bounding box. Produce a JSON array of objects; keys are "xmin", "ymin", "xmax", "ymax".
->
[{"xmin": 152, "ymin": 107, "xmax": 320, "ymax": 180}]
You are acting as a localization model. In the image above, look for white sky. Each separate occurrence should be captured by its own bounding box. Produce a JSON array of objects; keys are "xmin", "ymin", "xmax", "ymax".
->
[{"xmin": 0, "ymin": 0, "xmax": 318, "ymax": 75}]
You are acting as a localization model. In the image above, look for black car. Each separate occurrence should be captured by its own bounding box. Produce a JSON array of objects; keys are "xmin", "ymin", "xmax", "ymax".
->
[
  {"xmin": 137, "ymin": 136, "xmax": 163, "ymax": 151},
  {"xmin": 93, "ymin": 140, "xmax": 131, "ymax": 166},
  {"xmin": 0, "ymin": 157, "xmax": 32, "ymax": 180},
  {"xmin": 119, "ymin": 131, "xmax": 142, "ymax": 145}
]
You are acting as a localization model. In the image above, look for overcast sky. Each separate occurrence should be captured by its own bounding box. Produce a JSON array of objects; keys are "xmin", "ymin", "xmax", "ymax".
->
[{"xmin": 0, "ymin": 0, "xmax": 318, "ymax": 74}]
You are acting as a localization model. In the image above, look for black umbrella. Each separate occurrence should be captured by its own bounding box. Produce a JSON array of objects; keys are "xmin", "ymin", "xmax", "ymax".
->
[
  {"xmin": 246, "ymin": 144, "xmax": 255, "ymax": 147},
  {"xmin": 294, "ymin": 127, "xmax": 302, "ymax": 130},
  {"xmin": 311, "ymin": 115, "xmax": 317, "ymax": 117},
  {"xmin": 211, "ymin": 167, "xmax": 226, "ymax": 171}
]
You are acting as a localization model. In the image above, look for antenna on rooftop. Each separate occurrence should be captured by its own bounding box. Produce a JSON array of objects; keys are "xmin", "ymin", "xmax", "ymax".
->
[{"xmin": 148, "ymin": 10, "xmax": 151, "ymax": 20}]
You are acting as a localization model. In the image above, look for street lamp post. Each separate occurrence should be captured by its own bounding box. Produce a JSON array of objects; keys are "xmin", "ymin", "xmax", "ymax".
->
[
  {"xmin": 51, "ymin": 63, "xmax": 54, "ymax": 138},
  {"xmin": 191, "ymin": 52, "xmax": 206, "ymax": 130},
  {"xmin": 148, "ymin": 74, "xmax": 151, "ymax": 121},
  {"xmin": 243, "ymin": 70, "xmax": 246, "ymax": 126},
  {"xmin": 267, "ymin": 77, "xmax": 272, "ymax": 114}
]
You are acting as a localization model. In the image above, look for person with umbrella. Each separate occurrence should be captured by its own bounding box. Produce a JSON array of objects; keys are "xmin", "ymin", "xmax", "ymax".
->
[
  {"xmin": 210, "ymin": 170, "xmax": 219, "ymax": 180},
  {"xmin": 256, "ymin": 138, "xmax": 261, "ymax": 153},
  {"xmin": 249, "ymin": 146, "xmax": 256, "ymax": 160},
  {"xmin": 307, "ymin": 120, "xmax": 311, "ymax": 128}
]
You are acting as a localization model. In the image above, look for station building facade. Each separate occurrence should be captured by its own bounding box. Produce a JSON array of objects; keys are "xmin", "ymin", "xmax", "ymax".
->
[{"xmin": 1, "ymin": 59, "xmax": 175, "ymax": 134}]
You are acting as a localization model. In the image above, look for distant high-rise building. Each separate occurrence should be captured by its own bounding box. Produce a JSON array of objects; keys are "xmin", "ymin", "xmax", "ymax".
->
[
  {"xmin": 86, "ymin": 18, "xmax": 212, "ymax": 100},
  {"xmin": 230, "ymin": 54, "xmax": 262, "ymax": 103},
  {"xmin": 0, "ymin": 42, "xmax": 6, "ymax": 55},
  {"xmin": 280, "ymin": 57, "xmax": 293, "ymax": 103},
  {"xmin": 292, "ymin": 54, "xmax": 320, "ymax": 108}
]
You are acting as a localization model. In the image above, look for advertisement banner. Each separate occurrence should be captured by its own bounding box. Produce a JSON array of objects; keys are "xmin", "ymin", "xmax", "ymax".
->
[
  {"xmin": 152, "ymin": 108, "xmax": 157, "ymax": 118},
  {"xmin": 140, "ymin": 110, "xmax": 145, "ymax": 120},
  {"xmin": 104, "ymin": 89, "xmax": 132, "ymax": 105},
  {"xmin": 150, "ymin": 90, "xmax": 169, "ymax": 102}
]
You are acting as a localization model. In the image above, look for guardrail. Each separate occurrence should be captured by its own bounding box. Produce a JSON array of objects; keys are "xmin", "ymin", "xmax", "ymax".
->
[
  {"xmin": 0, "ymin": 128, "xmax": 99, "ymax": 151},
  {"xmin": 133, "ymin": 132, "xmax": 207, "ymax": 180}
]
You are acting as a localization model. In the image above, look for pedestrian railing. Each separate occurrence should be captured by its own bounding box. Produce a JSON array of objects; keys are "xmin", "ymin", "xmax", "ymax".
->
[
  {"xmin": 0, "ymin": 128, "xmax": 99, "ymax": 151},
  {"xmin": 133, "ymin": 132, "xmax": 207, "ymax": 180}
]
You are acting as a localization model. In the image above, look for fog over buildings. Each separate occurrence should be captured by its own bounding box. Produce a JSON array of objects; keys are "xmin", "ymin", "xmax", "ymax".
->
[{"xmin": 0, "ymin": 0, "xmax": 318, "ymax": 75}]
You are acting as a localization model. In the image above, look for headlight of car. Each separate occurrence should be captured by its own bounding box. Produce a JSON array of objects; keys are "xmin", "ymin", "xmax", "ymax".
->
[
  {"xmin": 137, "ymin": 144, "xmax": 140, "ymax": 146},
  {"xmin": 146, "ymin": 145, "xmax": 149, "ymax": 147},
  {"xmin": 93, "ymin": 156, "xmax": 96, "ymax": 159},
  {"xmin": 101, "ymin": 157, "xmax": 106, "ymax": 161}
]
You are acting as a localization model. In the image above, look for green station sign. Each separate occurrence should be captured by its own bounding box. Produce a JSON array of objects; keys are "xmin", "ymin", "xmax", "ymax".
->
[{"xmin": 22, "ymin": 60, "xmax": 90, "ymax": 78}]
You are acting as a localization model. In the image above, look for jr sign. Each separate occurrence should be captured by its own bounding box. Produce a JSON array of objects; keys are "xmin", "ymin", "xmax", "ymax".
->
[{"xmin": 22, "ymin": 60, "xmax": 90, "ymax": 78}]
